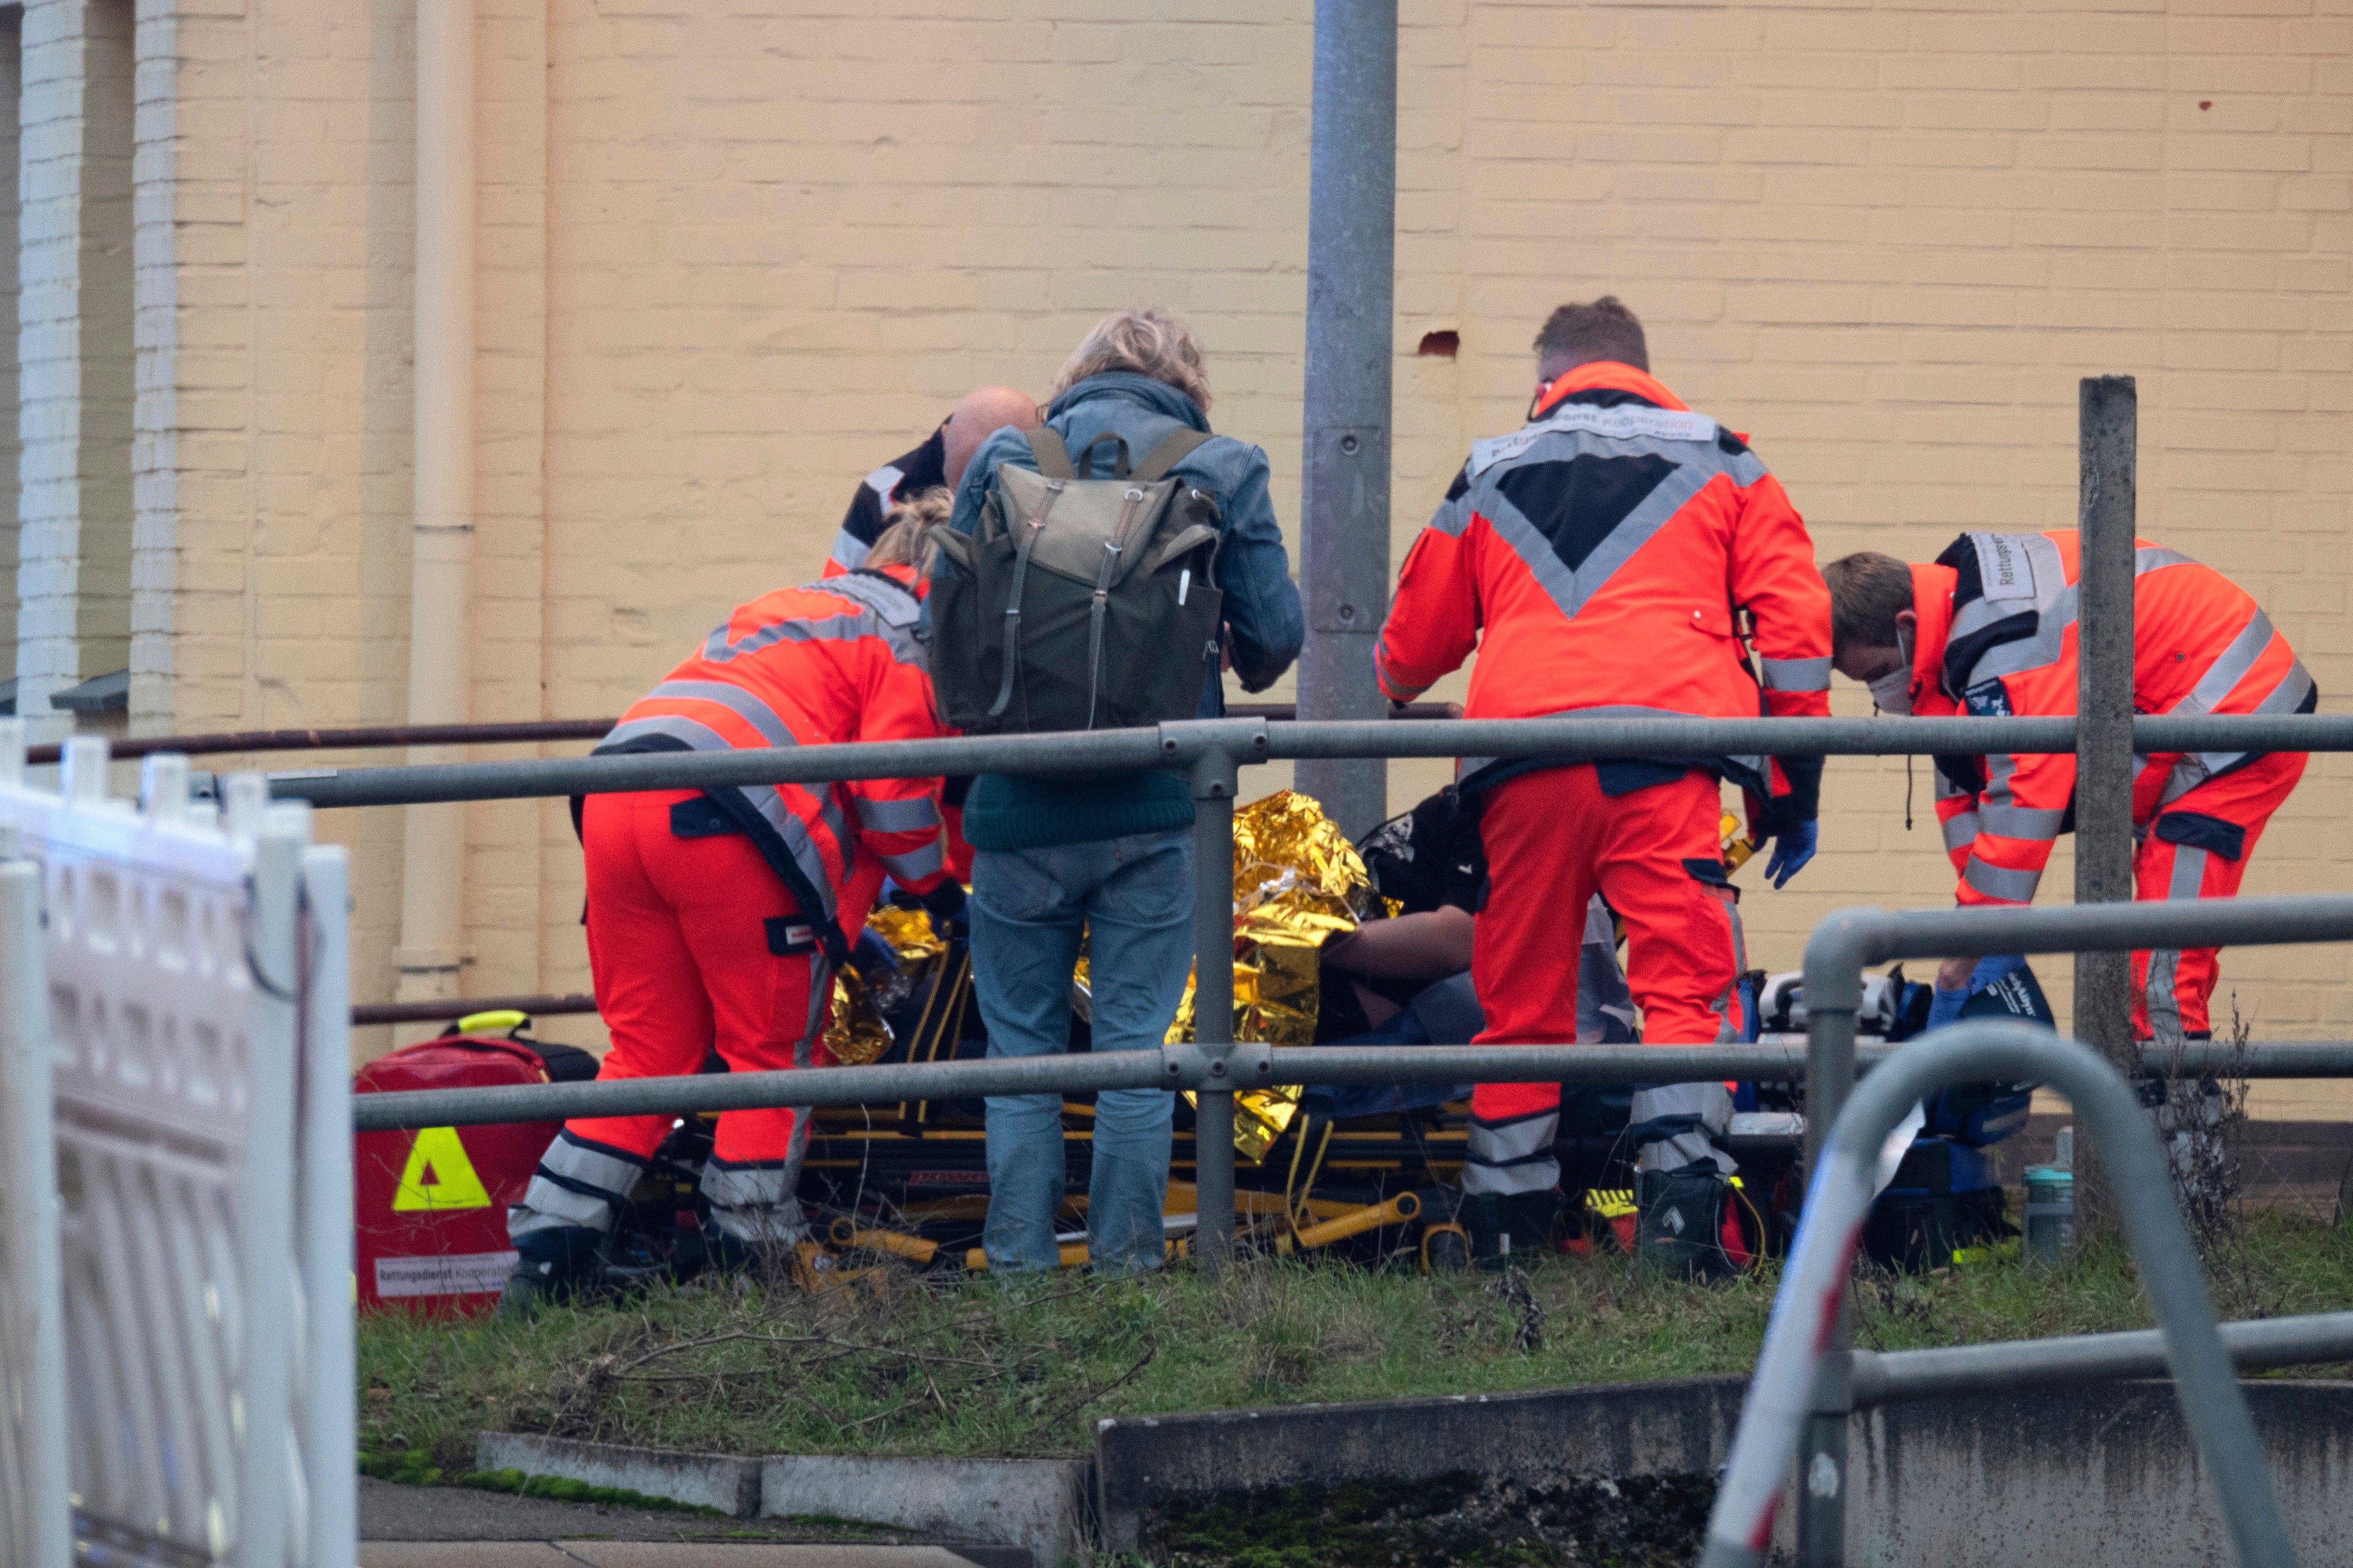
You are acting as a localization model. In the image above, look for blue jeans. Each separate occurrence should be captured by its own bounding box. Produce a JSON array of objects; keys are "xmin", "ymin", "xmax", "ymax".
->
[
  {"xmin": 969, "ymin": 829, "xmax": 1195, "ymax": 1273},
  {"xmin": 1303, "ymin": 1005, "xmax": 1473, "ymax": 1121}
]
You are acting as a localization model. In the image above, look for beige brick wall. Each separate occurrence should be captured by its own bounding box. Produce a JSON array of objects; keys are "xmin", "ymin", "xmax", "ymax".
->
[{"xmin": 118, "ymin": 0, "xmax": 2353, "ymax": 1059}]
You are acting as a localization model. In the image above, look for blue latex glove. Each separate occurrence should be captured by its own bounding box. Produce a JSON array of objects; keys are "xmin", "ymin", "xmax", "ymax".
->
[
  {"xmin": 1764, "ymin": 820, "xmax": 1818, "ymax": 889},
  {"xmin": 1969, "ymin": 954, "xmax": 2027, "ymax": 992},
  {"xmin": 850, "ymin": 925, "xmax": 901, "ymax": 982},
  {"xmin": 1925, "ymin": 955, "xmax": 2028, "ymax": 1032}
]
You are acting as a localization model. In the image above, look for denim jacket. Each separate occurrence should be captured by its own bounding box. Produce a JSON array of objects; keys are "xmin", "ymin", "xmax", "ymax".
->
[{"xmin": 942, "ymin": 372, "xmax": 1304, "ymax": 713}]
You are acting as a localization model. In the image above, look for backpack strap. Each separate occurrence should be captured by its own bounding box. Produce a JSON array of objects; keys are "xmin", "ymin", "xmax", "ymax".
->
[
  {"xmin": 1131, "ymin": 427, "xmax": 1213, "ymax": 484},
  {"xmin": 1024, "ymin": 426, "xmax": 1077, "ymax": 480}
]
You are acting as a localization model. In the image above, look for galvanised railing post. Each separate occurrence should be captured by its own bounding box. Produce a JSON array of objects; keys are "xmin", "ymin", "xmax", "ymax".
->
[
  {"xmin": 1704, "ymin": 1020, "xmax": 2297, "ymax": 1568},
  {"xmin": 1173, "ymin": 719, "xmax": 1267, "ymax": 1273},
  {"xmin": 1297, "ymin": 0, "xmax": 1398, "ymax": 840},
  {"xmin": 2076, "ymin": 376, "xmax": 2140, "ymax": 1074},
  {"xmin": 1795, "ymin": 893, "xmax": 2353, "ymax": 1567}
]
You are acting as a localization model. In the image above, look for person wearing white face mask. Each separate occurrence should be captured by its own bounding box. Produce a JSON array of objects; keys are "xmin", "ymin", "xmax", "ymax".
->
[
  {"xmin": 1865, "ymin": 626, "xmax": 1913, "ymax": 714},
  {"xmin": 1824, "ymin": 536, "xmax": 2312, "ymax": 1042}
]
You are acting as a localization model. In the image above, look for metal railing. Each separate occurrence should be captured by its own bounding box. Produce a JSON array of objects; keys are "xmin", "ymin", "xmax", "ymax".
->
[
  {"xmin": 304, "ymin": 712, "xmax": 2353, "ymax": 1559},
  {"xmin": 1789, "ymin": 894, "xmax": 2353, "ymax": 1566},
  {"xmin": 1701, "ymin": 1020, "xmax": 2300, "ymax": 1568},
  {"xmin": 263, "ymin": 712, "xmax": 2353, "ymax": 808},
  {"xmin": 344, "ymin": 1037, "xmax": 2353, "ymax": 1131},
  {"xmin": 314, "ymin": 710, "xmax": 2353, "ymax": 1272},
  {"xmin": 37, "ymin": 700, "xmax": 1452, "ymax": 769}
]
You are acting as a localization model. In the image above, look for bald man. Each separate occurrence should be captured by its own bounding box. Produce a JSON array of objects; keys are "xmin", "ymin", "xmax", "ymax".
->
[{"xmin": 829, "ymin": 387, "xmax": 1040, "ymax": 576}]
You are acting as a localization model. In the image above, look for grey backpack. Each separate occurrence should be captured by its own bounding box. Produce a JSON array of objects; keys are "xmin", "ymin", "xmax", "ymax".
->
[{"xmin": 927, "ymin": 425, "xmax": 1226, "ymax": 734}]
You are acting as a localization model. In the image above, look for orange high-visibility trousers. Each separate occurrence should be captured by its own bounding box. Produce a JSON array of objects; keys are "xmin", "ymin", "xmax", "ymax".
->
[
  {"xmin": 2131, "ymin": 749, "xmax": 2306, "ymax": 1040},
  {"xmin": 509, "ymin": 789, "xmax": 834, "ymax": 1248},
  {"xmin": 1463, "ymin": 766, "xmax": 1745, "ymax": 1195}
]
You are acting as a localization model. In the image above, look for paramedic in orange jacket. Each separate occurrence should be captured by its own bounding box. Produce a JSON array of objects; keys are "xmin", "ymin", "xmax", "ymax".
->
[
  {"xmin": 503, "ymin": 494, "xmax": 964, "ymax": 1311},
  {"xmin": 1374, "ymin": 297, "xmax": 1833, "ymax": 1268},
  {"xmin": 1825, "ymin": 533, "xmax": 2312, "ymax": 1042}
]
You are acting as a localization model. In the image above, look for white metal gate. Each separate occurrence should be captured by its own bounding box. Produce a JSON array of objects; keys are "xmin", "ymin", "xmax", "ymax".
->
[{"xmin": 0, "ymin": 733, "xmax": 353, "ymax": 1568}]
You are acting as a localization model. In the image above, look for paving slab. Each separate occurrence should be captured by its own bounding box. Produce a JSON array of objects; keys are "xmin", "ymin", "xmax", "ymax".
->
[
  {"xmin": 562, "ymin": 1548, "xmax": 981, "ymax": 1568},
  {"xmin": 362, "ymin": 1478, "xmax": 752, "ymax": 1544},
  {"xmin": 360, "ymin": 1480, "xmax": 1031, "ymax": 1568},
  {"xmin": 362, "ymin": 1548, "xmax": 579, "ymax": 1568},
  {"xmin": 359, "ymin": 1550, "xmax": 976, "ymax": 1568}
]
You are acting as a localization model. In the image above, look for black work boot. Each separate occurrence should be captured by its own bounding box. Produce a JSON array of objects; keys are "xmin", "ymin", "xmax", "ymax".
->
[
  {"xmin": 1463, "ymin": 1190, "xmax": 1561, "ymax": 1271},
  {"xmin": 497, "ymin": 1224, "xmax": 605, "ymax": 1320},
  {"xmin": 1635, "ymin": 1165, "xmax": 1744, "ymax": 1284}
]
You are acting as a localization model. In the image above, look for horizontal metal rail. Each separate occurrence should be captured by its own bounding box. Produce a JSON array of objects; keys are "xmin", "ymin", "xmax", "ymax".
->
[
  {"xmin": 351, "ymin": 992, "xmax": 597, "ymax": 1028},
  {"xmin": 1802, "ymin": 895, "xmax": 2353, "ymax": 1165},
  {"xmin": 1853, "ymin": 1310, "xmax": 2353, "ymax": 1406},
  {"xmin": 346, "ymin": 1038, "xmax": 2353, "ymax": 1133},
  {"xmin": 38, "ymin": 701, "xmax": 1460, "ymax": 768},
  {"xmin": 1703, "ymin": 1020, "xmax": 2295, "ymax": 1568},
  {"xmin": 265, "ymin": 712, "xmax": 2353, "ymax": 809},
  {"xmin": 27, "ymin": 718, "xmax": 618, "ymax": 766}
]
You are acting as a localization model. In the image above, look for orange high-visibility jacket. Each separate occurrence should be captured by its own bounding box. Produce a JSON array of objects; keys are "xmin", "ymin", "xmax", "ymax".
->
[
  {"xmin": 1903, "ymin": 530, "xmax": 2315, "ymax": 907},
  {"xmin": 595, "ymin": 565, "xmax": 950, "ymax": 938},
  {"xmin": 1374, "ymin": 362, "xmax": 1832, "ymax": 819}
]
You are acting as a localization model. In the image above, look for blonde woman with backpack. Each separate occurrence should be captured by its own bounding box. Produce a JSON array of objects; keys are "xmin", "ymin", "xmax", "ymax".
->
[{"xmin": 927, "ymin": 309, "xmax": 1304, "ymax": 1273}]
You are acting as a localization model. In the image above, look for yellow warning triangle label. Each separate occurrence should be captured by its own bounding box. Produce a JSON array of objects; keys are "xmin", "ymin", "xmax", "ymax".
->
[{"xmin": 392, "ymin": 1125, "xmax": 493, "ymax": 1213}]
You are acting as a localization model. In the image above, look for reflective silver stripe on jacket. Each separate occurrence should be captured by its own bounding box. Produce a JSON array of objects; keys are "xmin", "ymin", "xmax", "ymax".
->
[
  {"xmin": 1424, "ymin": 468, "xmax": 1478, "ymax": 540},
  {"xmin": 1949, "ymin": 539, "xmax": 2200, "ymax": 693},
  {"xmin": 1758, "ymin": 655, "xmax": 1832, "ymax": 693},
  {"xmin": 644, "ymin": 680, "xmax": 797, "ymax": 749},
  {"xmin": 701, "ymin": 572, "xmax": 926, "ymax": 669},
  {"xmin": 1941, "ymin": 809, "xmax": 1981, "ymax": 856},
  {"xmin": 1962, "ymin": 857, "xmax": 2041, "ymax": 904},
  {"xmin": 598, "ymin": 713, "xmax": 846, "ymax": 918},
  {"xmin": 855, "ymin": 794, "xmax": 943, "ymax": 833},
  {"xmin": 2160, "ymin": 641, "xmax": 2315, "ymax": 806},
  {"xmin": 1463, "ymin": 1107, "xmax": 1561, "ymax": 1197},
  {"xmin": 1442, "ymin": 405, "xmax": 1766, "ymax": 634},
  {"xmin": 830, "ymin": 529, "xmax": 871, "ymax": 572},
  {"xmin": 880, "ymin": 840, "xmax": 946, "ymax": 885},
  {"xmin": 1372, "ymin": 631, "xmax": 1433, "ymax": 698},
  {"xmin": 812, "ymin": 567, "xmax": 925, "ymax": 632},
  {"xmin": 742, "ymin": 785, "xmax": 849, "ymax": 915},
  {"xmin": 1467, "ymin": 403, "xmax": 1723, "ymax": 474}
]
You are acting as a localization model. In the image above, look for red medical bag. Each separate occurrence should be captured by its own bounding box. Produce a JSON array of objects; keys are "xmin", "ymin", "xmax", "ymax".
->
[{"xmin": 353, "ymin": 1032, "xmax": 566, "ymax": 1317}]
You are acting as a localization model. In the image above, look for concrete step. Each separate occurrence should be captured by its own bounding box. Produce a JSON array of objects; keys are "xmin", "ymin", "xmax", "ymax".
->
[
  {"xmin": 359, "ymin": 1480, "xmax": 1028, "ymax": 1568},
  {"xmin": 360, "ymin": 1548, "xmax": 987, "ymax": 1568}
]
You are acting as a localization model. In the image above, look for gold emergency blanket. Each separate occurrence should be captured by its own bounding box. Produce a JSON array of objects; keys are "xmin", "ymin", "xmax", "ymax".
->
[
  {"xmin": 1169, "ymin": 790, "xmax": 1392, "ymax": 1161},
  {"xmin": 823, "ymin": 903, "xmax": 949, "ymax": 1067}
]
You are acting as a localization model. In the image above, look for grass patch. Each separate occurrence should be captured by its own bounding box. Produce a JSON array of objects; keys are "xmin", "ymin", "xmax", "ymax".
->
[{"xmin": 358, "ymin": 1210, "xmax": 2353, "ymax": 1475}]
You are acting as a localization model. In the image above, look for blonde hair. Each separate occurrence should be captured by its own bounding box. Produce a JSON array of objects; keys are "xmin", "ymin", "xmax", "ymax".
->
[
  {"xmin": 1049, "ymin": 308, "xmax": 1213, "ymax": 413},
  {"xmin": 865, "ymin": 486, "xmax": 953, "ymax": 575}
]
